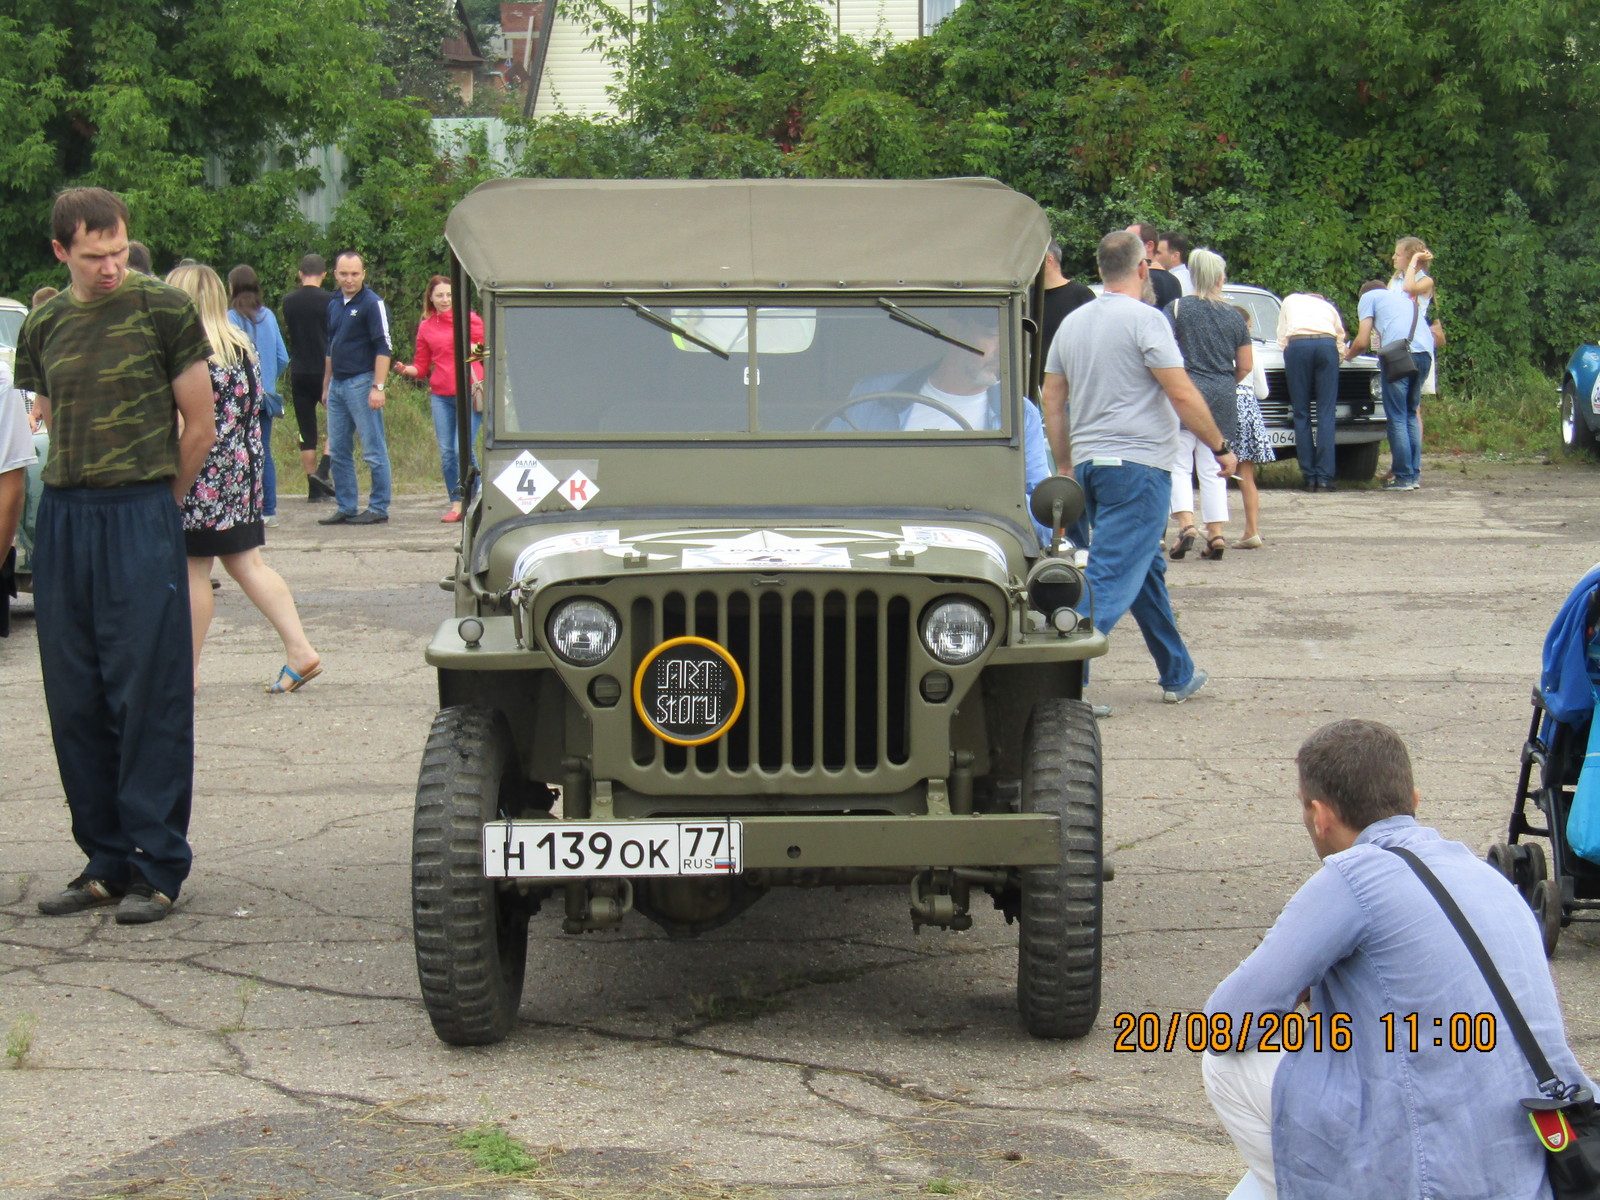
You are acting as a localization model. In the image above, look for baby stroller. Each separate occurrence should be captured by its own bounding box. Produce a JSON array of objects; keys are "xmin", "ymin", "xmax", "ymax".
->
[{"xmin": 1488, "ymin": 564, "xmax": 1600, "ymax": 956}]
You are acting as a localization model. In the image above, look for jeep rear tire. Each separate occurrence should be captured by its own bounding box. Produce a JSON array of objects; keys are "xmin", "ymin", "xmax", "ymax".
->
[
  {"xmin": 1335, "ymin": 441, "xmax": 1380, "ymax": 482},
  {"xmin": 1017, "ymin": 698, "xmax": 1103, "ymax": 1038},
  {"xmin": 412, "ymin": 705, "xmax": 531, "ymax": 1045}
]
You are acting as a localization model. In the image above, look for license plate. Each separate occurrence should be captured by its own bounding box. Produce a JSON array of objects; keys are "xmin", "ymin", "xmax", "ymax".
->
[
  {"xmin": 1266, "ymin": 429, "xmax": 1297, "ymax": 447},
  {"xmin": 482, "ymin": 819, "xmax": 743, "ymax": 878}
]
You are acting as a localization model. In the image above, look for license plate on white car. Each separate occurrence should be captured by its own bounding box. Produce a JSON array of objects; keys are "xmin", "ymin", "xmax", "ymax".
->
[
  {"xmin": 482, "ymin": 820, "xmax": 743, "ymax": 878},
  {"xmin": 1266, "ymin": 429, "xmax": 1297, "ymax": 447}
]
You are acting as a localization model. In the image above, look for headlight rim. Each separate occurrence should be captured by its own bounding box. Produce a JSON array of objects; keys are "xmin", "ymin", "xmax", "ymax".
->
[
  {"xmin": 546, "ymin": 597, "xmax": 621, "ymax": 666},
  {"xmin": 918, "ymin": 595, "xmax": 994, "ymax": 667}
]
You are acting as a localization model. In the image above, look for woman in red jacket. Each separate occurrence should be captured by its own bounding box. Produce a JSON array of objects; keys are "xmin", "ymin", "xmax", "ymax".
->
[{"xmin": 396, "ymin": 275, "xmax": 484, "ymax": 523}]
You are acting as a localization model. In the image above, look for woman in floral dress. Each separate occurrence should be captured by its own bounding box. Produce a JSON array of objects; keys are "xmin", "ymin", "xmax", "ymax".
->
[{"xmin": 167, "ymin": 264, "xmax": 320, "ymax": 694}]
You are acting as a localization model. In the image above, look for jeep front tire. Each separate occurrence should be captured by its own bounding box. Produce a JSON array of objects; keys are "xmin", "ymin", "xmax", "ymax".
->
[
  {"xmin": 412, "ymin": 705, "xmax": 532, "ymax": 1045},
  {"xmin": 1016, "ymin": 698, "xmax": 1103, "ymax": 1038}
]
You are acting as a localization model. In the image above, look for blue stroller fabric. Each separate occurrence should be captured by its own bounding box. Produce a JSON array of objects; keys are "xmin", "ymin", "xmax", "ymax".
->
[
  {"xmin": 1549, "ymin": 564, "xmax": 1600, "ymax": 862},
  {"xmin": 1570, "ymin": 718, "xmax": 1600, "ymax": 864},
  {"xmin": 1543, "ymin": 563, "xmax": 1600, "ymax": 725}
]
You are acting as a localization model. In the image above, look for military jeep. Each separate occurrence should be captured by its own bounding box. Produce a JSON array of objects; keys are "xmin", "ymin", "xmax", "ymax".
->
[{"xmin": 413, "ymin": 178, "xmax": 1108, "ymax": 1045}]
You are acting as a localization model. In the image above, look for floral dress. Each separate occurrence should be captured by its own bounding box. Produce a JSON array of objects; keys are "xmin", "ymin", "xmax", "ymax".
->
[{"xmin": 181, "ymin": 355, "xmax": 266, "ymax": 557}]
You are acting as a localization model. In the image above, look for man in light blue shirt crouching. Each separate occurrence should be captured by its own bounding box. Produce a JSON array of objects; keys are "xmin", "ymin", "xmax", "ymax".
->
[{"xmin": 1204, "ymin": 718, "xmax": 1589, "ymax": 1200}]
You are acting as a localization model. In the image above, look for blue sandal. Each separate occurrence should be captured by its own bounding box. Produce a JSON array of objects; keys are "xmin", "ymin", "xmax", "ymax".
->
[{"xmin": 267, "ymin": 663, "xmax": 322, "ymax": 694}]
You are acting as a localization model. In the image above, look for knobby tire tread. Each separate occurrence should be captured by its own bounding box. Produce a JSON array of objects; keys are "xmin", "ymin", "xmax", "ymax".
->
[
  {"xmin": 1017, "ymin": 697, "xmax": 1103, "ymax": 1039},
  {"xmin": 412, "ymin": 705, "xmax": 529, "ymax": 1045}
]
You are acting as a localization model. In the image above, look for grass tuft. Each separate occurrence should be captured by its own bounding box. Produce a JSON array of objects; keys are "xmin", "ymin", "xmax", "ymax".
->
[
  {"xmin": 456, "ymin": 1121, "xmax": 551, "ymax": 1177},
  {"xmin": 6, "ymin": 1013, "xmax": 38, "ymax": 1067}
]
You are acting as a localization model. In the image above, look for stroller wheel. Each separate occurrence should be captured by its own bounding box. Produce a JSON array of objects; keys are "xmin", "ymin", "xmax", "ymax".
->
[
  {"xmin": 1532, "ymin": 879, "xmax": 1562, "ymax": 957},
  {"xmin": 1518, "ymin": 842, "xmax": 1548, "ymax": 904},
  {"xmin": 1486, "ymin": 843, "xmax": 1517, "ymax": 885}
]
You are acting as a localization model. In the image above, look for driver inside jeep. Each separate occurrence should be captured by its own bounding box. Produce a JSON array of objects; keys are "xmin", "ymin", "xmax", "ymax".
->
[{"xmin": 834, "ymin": 306, "xmax": 1052, "ymax": 543}]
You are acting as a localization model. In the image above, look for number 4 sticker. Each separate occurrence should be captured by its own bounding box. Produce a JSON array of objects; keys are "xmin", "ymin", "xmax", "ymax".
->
[{"xmin": 493, "ymin": 451, "xmax": 558, "ymax": 514}]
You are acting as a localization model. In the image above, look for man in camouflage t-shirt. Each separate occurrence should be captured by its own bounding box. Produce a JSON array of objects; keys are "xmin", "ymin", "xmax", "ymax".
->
[{"xmin": 14, "ymin": 188, "xmax": 216, "ymax": 925}]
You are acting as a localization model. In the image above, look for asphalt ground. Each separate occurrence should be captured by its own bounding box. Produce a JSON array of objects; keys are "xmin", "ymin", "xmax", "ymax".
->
[{"xmin": 2, "ymin": 458, "xmax": 1599, "ymax": 1200}]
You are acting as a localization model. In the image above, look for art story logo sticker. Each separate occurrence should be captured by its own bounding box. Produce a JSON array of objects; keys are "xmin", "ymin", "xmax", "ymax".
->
[{"xmin": 633, "ymin": 636, "xmax": 746, "ymax": 746}]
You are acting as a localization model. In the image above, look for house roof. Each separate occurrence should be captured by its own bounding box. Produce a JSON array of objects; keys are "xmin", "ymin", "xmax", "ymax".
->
[{"xmin": 446, "ymin": 178, "xmax": 1050, "ymax": 293}]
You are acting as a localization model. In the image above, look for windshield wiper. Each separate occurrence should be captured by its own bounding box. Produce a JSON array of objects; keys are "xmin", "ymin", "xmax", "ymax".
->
[
  {"xmin": 876, "ymin": 298, "xmax": 986, "ymax": 357},
  {"xmin": 622, "ymin": 298, "xmax": 731, "ymax": 360}
]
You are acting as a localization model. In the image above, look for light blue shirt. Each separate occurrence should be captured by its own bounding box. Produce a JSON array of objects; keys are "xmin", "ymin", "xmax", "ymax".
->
[
  {"xmin": 228, "ymin": 307, "xmax": 290, "ymax": 395},
  {"xmin": 1365, "ymin": 274, "xmax": 1435, "ymax": 354},
  {"xmin": 1207, "ymin": 816, "xmax": 1589, "ymax": 1200}
]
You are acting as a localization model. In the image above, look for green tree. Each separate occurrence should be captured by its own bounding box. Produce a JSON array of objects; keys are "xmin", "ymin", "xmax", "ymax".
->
[
  {"xmin": 1164, "ymin": 0, "xmax": 1600, "ymax": 375},
  {"xmin": 0, "ymin": 0, "xmax": 384, "ymax": 296},
  {"xmin": 523, "ymin": 0, "xmax": 920, "ymax": 178},
  {"xmin": 377, "ymin": 0, "xmax": 465, "ymax": 114}
]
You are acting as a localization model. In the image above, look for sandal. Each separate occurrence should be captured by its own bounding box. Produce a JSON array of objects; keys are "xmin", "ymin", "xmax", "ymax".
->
[
  {"xmin": 267, "ymin": 662, "xmax": 322, "ymax": 694},
  {"xmin": 1200, "ymin": 535, "xmax": 1227, "ymax": 560},
  {"xmin": 1169, "ymin": 525, "xmax": 1198, "ymax": 560}
]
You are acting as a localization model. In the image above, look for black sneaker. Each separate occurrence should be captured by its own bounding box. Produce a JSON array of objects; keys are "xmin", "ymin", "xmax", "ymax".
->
[
  {"xmin": 38, "ymin": 875, "xmax": 123, "ymax": 915},
  {"xmin": 317, "ymin": 509, "xmax": 357, "ymax": 525},
  {"xmin": 115, "ymin": 879, "xmax": 174, "ymax": 924},
  {"xmin": 348, "ymin": 509, "xmax": 389, "ymax": 525}
]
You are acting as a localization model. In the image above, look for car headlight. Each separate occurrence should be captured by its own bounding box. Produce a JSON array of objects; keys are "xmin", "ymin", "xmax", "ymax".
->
[
  {"xmin": 919, "ymin": 597, "xmax": 992, "ymax": 665},
  {"xmin": 1369, "ymin": 374, "xmax": 1383, "ymax": 399},
  {"xmin": 547, "ymin": 599, "xmax": 619, "ymax": 665}
]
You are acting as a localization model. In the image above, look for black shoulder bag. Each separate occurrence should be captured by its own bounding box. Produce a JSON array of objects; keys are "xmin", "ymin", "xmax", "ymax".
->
[
  {"xmin": 1387, "ymin": 845, "xmax": 1600, "ymax": 1198},
  {"xmin": 1377, "ymin": 298, "xmax": 1420, "ymax": 381}
]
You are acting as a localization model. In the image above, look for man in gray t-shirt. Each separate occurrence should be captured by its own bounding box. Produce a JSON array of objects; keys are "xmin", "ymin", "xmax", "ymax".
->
[{"xmin": 1040, "ymin": 230, "xmax": 1237, "ymax": 705}]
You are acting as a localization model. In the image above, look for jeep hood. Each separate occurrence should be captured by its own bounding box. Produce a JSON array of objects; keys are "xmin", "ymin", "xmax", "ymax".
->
[{"xmin": 501, "ymin": 523, "xmax": 1016, "ymax": 592}]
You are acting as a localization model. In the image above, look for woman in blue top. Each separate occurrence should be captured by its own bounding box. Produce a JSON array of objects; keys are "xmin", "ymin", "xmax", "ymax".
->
[{"xmin": 227, "ymin": 265, "xmax": 291, "ymax": 525}]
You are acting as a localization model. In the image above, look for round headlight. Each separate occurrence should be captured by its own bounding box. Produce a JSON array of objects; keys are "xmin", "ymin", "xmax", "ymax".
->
[
  {"xmin": 1369, "ymin": 373, "xmax": 1383, "ymax": 399},
  {"xmin": 547, "ymin": 599, "xmax": 618, "ymax": 665},
  {"xmin": 920, "ymin": 598, "xmax": 992, "ymax": 666}
]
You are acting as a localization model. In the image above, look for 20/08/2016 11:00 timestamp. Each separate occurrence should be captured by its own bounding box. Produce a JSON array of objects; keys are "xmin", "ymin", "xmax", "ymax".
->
[{"xmin": 1110, "ymin": 1011, "xmax": 1499, "ymax": 1053}]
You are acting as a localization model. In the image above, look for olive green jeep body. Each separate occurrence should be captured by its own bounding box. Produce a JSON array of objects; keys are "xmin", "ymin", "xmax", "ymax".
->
[{"xmin": 413, "ymin": 178, "xmax": 1108, "ymax": 1045}]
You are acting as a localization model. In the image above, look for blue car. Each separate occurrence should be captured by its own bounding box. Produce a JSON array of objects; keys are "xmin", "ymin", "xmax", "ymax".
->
[{"xmin": 1562, "ymin": 344, "xmax": 1600, "ymax": 454}]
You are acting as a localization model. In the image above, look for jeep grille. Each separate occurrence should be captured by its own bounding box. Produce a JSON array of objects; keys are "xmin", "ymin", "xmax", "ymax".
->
[{"xmin": 628, "ymin": 586, "xmax": 913, "ymax": 777}]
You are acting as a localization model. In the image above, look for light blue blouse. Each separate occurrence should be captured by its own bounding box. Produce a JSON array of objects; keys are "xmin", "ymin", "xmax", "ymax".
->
[{"xmin": 1207, "ymin": 815, "xmax": 1589, "ymax": 1199}]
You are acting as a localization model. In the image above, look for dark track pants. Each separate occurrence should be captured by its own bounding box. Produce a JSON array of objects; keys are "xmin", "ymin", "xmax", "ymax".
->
[{"xmin": 34, "ymin": 483, "xmax": 195, "ymax": 899}]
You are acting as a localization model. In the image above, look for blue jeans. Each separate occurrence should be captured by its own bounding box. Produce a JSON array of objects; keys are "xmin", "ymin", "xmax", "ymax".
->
[
  {"xmin": 326, "ymin": 372, "xmax": 391, "ymax": 517},
  {"xmin": 430, "ymin": 393, "xmax": 482, "ymax": 502},
  {"xmin": 259, "ymin": 411, "xmax": 276, "ymax": 517},
  {"xmin": 1077, "ymin": 460, "xmax": 1196, "ymax": 692},
  {"xmin": 1381, "ymin": 352, "xmax": 1430, "ymax": 485},
  {"xmin": 1284, "ymin": 337, "xmax": 1339, "ymax": 484}
]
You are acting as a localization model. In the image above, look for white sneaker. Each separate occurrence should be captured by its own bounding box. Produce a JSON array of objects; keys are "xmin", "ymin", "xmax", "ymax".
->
[{"xmin": 263, "ymin": 514, "xmax": 280, "ymax": 528}]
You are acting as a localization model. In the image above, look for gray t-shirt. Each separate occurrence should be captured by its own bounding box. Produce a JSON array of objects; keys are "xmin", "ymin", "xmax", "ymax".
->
[{"xmin": 1045, "ymin": 293, "xmax": 1185, "ymax": 470}]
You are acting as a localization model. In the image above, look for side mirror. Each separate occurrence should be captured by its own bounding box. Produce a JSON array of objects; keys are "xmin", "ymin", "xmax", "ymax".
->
[{"xmin": 1029, "ymin": 475, "xmax": 1086, "ymax": 555}]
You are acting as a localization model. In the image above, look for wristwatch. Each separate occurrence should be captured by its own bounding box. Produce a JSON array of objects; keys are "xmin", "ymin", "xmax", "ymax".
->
[
  {"xmin": 373, "ymin": 382, "xmax": 386, "ymax": 391},
  {"xmin": 1214, "ymin": 438, "xmax": 1232, "ymax": 457}
]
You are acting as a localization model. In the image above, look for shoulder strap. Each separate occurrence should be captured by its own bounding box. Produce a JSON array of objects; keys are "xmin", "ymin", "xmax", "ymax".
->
[{"xmin": 1385, "ymin": 845, "xmax": 1569, "ymax": 1096}]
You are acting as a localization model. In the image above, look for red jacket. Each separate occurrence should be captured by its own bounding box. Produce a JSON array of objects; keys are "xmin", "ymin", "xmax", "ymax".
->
[{"xmin": 411, "ymin": 309, "xmax": 484, "ymax": 396}]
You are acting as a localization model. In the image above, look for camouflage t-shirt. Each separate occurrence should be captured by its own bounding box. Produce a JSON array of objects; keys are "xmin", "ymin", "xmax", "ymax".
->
[{"xmin": 14, "ymin": 272, "xmax": 212, "ymax": 487}]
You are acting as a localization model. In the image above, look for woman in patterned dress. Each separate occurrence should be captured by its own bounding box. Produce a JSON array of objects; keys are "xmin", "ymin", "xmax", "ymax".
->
[
  {"xmin": 1229, "ymin": 306, "xmax": 1277, "ymax": 548},
  {"xmin": 167, "ymin": 264, "xmax": 320, "ymax": 694}
]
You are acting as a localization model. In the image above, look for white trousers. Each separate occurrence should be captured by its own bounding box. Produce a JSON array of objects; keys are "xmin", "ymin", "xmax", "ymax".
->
[
  {"xmin": 1170, "ymin": 428, "xmax": 1229, "ymax": 524},
  {"xmin": 1202, "ymin": 1050, "xmax": 1282, "ymax": 1200}
]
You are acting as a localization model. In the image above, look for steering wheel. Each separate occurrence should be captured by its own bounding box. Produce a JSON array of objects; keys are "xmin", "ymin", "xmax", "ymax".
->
[{"xmin": 811, "ymin": 390, "xmax": 976, "ymax": 432}]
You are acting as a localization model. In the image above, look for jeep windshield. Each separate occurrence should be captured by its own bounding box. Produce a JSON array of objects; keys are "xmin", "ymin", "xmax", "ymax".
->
[{"xmin": 494, "ymin": 300, "xmax": 1012, "ymax": 438}]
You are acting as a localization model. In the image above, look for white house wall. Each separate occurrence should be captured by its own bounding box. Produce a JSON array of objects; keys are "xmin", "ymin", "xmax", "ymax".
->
[{"xmin": 533, "ymin": 0, "xmax": 934, "ymax": 119}]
